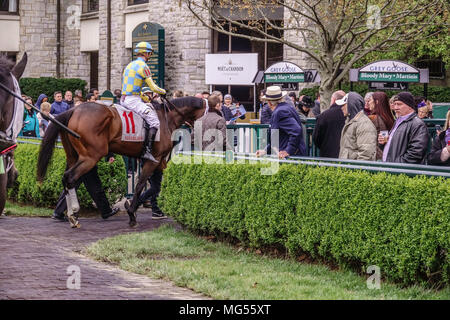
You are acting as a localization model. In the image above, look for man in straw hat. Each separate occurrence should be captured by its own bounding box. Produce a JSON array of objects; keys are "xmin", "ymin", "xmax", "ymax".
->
[{"xmin": 256, "ymin": 86, "xmax": 306, "ymax": 159}]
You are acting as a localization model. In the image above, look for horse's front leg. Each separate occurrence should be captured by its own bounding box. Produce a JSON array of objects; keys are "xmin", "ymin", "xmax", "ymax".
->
[{"xmin": 126, "ymin": 159, "xmax": 160, "ymax": 227}]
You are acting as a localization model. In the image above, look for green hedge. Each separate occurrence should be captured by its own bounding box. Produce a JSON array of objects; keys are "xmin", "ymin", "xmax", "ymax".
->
[
  {"xmin": 8, "ymin": 142, "xmax": 127, "ymax": 211},
  {"xmin": 300, "ymin": 83, "xmax": 450, "ymax": 103},
  {"xmin": 160, "ymin": 158, "xmax": 450, "ymax": 286},
  {"xmin": 19, "ymin": 78, "xmax": 88, "ymax": 103}
]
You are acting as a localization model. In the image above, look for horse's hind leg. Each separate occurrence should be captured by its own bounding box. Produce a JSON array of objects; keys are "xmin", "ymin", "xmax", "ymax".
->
[{"xmin": 62, "ymin": 156, "xmax": 100, "ymax": 228}]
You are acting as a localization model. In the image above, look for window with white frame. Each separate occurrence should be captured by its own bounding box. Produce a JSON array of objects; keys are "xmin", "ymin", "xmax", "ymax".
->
[{"xmin": 0, "ymin": 0, "xmax": 18, "ymax": 14}]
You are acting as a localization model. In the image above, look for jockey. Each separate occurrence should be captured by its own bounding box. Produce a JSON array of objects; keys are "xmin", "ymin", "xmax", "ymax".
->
[{"xmin": 121, "ymin": 41, "xmax": 166, "ymax": 162}]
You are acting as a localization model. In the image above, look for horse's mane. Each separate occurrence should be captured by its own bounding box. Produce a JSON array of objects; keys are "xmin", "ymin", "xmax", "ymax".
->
[{"xmin": 170, "ymin": 96, "xmax": 204, "ymax": 109}]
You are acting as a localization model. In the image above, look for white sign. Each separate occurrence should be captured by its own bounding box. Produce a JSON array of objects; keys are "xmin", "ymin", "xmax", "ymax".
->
[
  {"xmin": 205, "ymin": 53, "xmax": 258, "ymax": 85},
  {"xmin": 264, "ymin": 62, "xmax": 304, "ymax": 74},
  {"xmin": 359, "ymin": 60, "xmax": 419, "ymax": 73}
]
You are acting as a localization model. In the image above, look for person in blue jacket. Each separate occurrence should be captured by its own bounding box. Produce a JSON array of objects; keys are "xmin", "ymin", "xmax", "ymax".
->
[
  {"xmin": 19, "ymin": 97, "xmax": 40, "ymax": 138},
  {"xmin": 50, "ymin": 91, "xmax": 70, "ymax": 115},
  {"xmin": 256, "ymin": 86, "xmax": 306, "ymax": 159}
]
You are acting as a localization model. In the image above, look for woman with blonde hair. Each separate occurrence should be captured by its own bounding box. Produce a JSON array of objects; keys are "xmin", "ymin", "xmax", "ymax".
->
[
  {"xmin": 37, "ymin": 102, "xmax": 51, "ymax": 137},
  {"xmin": 428, "ymin": 109, "xmax": 450, "ymax": 166}
]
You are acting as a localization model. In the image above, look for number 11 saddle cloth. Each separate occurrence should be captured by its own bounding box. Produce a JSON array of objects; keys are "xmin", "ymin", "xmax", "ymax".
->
[{"xmin": 113, "ymin": 104, "xmax": 146, "ymax": 142}]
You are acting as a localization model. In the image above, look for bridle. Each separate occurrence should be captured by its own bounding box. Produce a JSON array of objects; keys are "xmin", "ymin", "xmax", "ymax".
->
[{"xmin": 161, "ymin": 96, "xmax": 208, "ymax": 128}]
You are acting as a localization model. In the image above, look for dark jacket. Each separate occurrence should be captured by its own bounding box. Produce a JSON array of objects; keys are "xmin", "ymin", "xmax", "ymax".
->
[
  {"xmin": 312, "ymin": 103, "xmax": 345, "ymax": 158},
  {"xmin": 221, "ymin": 104, "xmax": 245, "ymax": 122},
  {"xmin": 64, "ymin": 99, "xmax": 74, "ymax": 109},
  {"xmin": 312, "ymin": 100, "xmax": 321, "ymax": 117},
  {"xmin": 267, "ymin": 102, "xmax": 306, "ymax": 156},
  {"xmin": 50, "ymin": 101, "xmax": 70, "ymax": 115},
  {"xmin": 427, "ymin": 130, "xmax": 450, "ymax": 166},
  {"xmin": 382, "ymin": 113, "xmax": 429, "ymax": 164},
  {"xmin": 260, "ymin": 104, "xmax": 272, "ymax": 124}
]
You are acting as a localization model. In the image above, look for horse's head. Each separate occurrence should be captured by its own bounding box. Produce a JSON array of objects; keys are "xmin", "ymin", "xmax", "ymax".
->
[
  {"xmin": 0, "ymin": 53, "xmax": 27, "ymax": 127},
  {"xmin": 168, "ymin": 96, "xmax": 207, "ymax": 127}
]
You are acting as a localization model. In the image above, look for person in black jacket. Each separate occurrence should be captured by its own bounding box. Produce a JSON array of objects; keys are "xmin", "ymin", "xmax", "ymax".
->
[
  {"xmin": 428, "ymin": 110, "xmax": 450, "ymax": 166},
  {"xmin": 52, "ymin": 153, "xmax": 119, "ymax": 221},
  {"xmin": 312, "ymin": 90, "xmax": 346, "ymax": 158},
  {"xmin": 378, "ymin": 92, "xmax": 429, "ymax": 164}
]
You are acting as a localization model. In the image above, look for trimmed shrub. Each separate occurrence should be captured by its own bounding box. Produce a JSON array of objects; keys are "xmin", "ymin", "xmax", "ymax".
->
[
  {"xmin": 160, "ymin": 158, "xmax": 450, "ymax": 286},
  {"xmin": 300, "ymin": 84, "xmax": 450, "ymax": 103},
  {"xmin": 19, "ymin": 78, "xmax": 87, "ymax": 103},
  {"xmin": 8, "ymin": 142, "xmax": 127, "ymax": 211}
]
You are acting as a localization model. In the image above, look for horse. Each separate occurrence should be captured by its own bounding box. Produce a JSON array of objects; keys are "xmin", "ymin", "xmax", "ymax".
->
[
  {"xmin": 0, "ymin": 53, "xmax": 28, "ymax": 215},
  {"xmin": 37, "ymin": 96, "xmax": 207, "ymax": 227}
]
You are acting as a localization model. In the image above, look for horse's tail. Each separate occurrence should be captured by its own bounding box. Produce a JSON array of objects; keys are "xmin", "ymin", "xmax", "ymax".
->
[{"xmin": 37, "ymin": 109, "xmax": 75, "ymax": 182}]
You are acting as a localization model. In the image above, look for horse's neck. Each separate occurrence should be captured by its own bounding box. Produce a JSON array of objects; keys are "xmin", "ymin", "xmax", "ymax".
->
[{"xmin": 167, "ymin": 113, "xmax": 185, "ymax": 133}]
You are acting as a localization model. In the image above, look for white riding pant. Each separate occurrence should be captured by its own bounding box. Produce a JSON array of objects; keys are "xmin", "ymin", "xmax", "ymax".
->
[{"xmin": 121, "ymin": 95, "xmax": 160, "ymax": 128}]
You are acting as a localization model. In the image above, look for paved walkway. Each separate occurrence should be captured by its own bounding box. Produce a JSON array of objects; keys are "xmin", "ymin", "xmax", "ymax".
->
[{"xmin": 0, "ymin": 209, "xmax": 208, "ymax": 300}]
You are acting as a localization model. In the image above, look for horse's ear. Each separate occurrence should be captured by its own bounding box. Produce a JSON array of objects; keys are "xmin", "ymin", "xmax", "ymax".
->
[{"xmin": 12, "ymin": 52, "xmax": 27, "ymax": 79}]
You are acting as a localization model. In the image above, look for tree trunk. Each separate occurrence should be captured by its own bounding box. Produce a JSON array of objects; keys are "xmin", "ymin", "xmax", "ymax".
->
[{"xmin": 318, "ymin": 71, "xmax": 336, "ymax": 113}]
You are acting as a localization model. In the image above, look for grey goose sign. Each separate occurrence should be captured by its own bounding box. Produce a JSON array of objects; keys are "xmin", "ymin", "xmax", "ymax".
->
[
  {"xmin": 358, "ymin": 60, "xmax": 420, "ymax": 83},
  {"xmin": 264, "ymin": 62, "xmax": 305, "ymax": 83}
]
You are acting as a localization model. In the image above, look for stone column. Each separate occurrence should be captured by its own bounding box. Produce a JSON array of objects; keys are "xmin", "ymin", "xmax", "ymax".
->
[
  {"xmin": 145, "ymin": 0, "xmax": 211, "ymax": 95},
  {"xmin": 61, "ymin": 0, "xmax": 90, "ymax": 85},
  {"xmin": 19, "ymin": 0, "xmax": 58, "ymax": 78}
]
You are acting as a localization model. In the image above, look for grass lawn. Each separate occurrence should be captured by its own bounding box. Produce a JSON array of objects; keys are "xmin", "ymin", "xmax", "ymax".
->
[
  {"xmin": 87, "ymin": 224, "xmax": 450, "ymax": 300},
  {"xmin": 4, "ymin": 201, "xmax": 54, "ymax": 217}
]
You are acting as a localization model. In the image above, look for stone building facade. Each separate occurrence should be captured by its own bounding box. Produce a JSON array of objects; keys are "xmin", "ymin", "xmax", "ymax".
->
[
  {"xmin": 0, "ymin": 0, "xmax": 315, "ymax": 101},
  {"xmin": 3, "ymin": 0, "xmax": 446, "ymax": 104}
]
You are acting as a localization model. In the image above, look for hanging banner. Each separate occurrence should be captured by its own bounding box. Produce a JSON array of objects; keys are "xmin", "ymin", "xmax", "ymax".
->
[
  {"xmin": 358, "ymin": 60, "xmax": 420, "ymax": 83},
  {"xmin": 205, "ymin": 53, "xmax": 258, "ymax": 85},
  {"xmin": 264, "ymin": 62, "xmax": 305, "ymax": 83}
]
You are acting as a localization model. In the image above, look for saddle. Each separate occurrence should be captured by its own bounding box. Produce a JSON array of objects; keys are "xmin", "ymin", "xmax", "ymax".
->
[{"xmin": 112, "ymin": 104, "xmax": 146, "ymax": 142}]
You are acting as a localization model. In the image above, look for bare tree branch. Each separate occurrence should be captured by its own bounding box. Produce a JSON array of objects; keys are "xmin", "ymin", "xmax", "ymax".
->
[{"xmin": 182, "ymin": 0, "xmax": 448, "ymax": 109}]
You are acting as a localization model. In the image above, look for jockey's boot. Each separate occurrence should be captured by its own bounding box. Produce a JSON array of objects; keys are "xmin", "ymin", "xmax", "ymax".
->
[
  {"xmin": 0, "ymin": 131, "xmax": 15, "ymax": 154},
  {"xmin": 142, "ymin": 126, "xmax": 158, "ymax": 163}
]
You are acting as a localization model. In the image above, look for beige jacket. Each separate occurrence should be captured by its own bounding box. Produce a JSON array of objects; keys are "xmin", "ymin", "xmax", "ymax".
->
[{"xmin": 339, "ymin": 111, "xmax": 377, "ymax": 161}]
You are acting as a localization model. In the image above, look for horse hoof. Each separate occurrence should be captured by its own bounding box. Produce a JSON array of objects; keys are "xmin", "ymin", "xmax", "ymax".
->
[
  {"xmin": 129, "ymin": 221, "xmax": 137, "ymax": 228},
  {"xmin": 68, "ymin": 216, "xmax": 80, "ymax": 228}
]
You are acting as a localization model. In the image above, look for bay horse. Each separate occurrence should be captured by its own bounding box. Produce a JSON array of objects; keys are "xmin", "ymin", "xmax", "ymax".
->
[
  {"xmin": 0, "ymin": 53, "xmax": 28, "ymax": 215},
  {"xmin": 37, "ymin": 96, "xmax": 206, "ymax": 227}
]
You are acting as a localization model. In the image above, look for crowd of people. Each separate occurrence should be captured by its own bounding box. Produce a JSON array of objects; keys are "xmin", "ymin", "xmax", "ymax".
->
[
  {"xmin": 18, "ymin": 82, "xmax": 448, "ymax": 225},
  {"xmin": 19, "ymin": 88, "xmax": 101, "ymax": 138},
  {"xmin": 20, "ymin": 85, "xmax": 449, "ymax": 168},
  {"xmin": 255, "ymin": 86, "xmax": 449, "ymax": 166}
]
